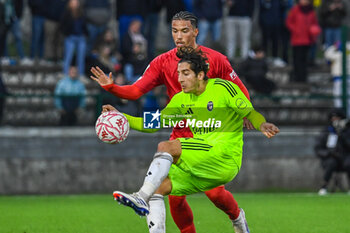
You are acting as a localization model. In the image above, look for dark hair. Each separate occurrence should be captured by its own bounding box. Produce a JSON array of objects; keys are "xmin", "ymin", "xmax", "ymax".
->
[
  {"xmin": 177, "ymin": 46, "xmax": 209, "ymax": 80},
  {"xmin": 251, "ymin": 44, "xmax": 264, "ymax": 53},
  {"xmin": 172, "ymin": 11, "xmax": 198, "ymax": 28},
  {"xmin": 329, "ymin": 108, "xmax": 346, "ymax": 120}
]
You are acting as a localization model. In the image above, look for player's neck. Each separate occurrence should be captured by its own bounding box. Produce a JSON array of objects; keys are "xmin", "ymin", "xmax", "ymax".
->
[{"xmin": 193, "ymin": 80, "xmax": 208, "ymax": 96}]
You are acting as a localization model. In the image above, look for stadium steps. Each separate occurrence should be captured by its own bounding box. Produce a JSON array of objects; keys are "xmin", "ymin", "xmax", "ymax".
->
[{"xmin": 1, "ymin": 63, "xmax": 336, "ymax": 126}]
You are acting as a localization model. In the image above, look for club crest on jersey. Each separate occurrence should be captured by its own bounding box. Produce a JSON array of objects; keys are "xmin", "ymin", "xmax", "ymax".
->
[
  {"xmin": 207, "ymin": 101, "xmax": 213, "ymax": 111},
  {"xmin": 236, "ymin": 98, "xmax": 247, "ymax": 109}
]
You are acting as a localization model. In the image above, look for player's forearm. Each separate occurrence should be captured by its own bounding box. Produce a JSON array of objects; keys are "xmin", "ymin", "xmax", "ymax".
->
[
  {"xmin": 102, "ymin": 84, "xmax": 144, "ymax": 100},
  {"xmin": 246, "ymin": 110, "xmax": 266, "ymax": 130},
  {"xmin": 123, "ymin": 113, "xmax": 159, "ymax": 133}
]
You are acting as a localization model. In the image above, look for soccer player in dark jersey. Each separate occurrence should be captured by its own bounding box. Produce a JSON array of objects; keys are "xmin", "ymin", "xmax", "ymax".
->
[{"xmin": 91, "ymin": 11, "xmax": 252, "ymax": 233}]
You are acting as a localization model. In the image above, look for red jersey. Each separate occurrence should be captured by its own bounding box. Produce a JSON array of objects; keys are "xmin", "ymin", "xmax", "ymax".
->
[
  {"xmin": 106, "ymin": 46, "xmax": 249, "ymax": 139},
  {"xmin": 134, "ymin": 46, "xmax": 248, "ymax": 100},
  {"xmin": 133, "ymin": 46, "xmax": 249, "ymax": 139}
]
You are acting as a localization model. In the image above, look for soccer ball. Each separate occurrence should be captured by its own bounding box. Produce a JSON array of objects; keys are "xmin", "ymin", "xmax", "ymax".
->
[{"xmin": 95, "ymin": 111, "xmax": 130, "ymax": 144}]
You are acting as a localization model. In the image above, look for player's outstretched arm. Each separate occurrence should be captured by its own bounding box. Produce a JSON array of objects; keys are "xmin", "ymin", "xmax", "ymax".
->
[
  {"xmin": 260, "ymin": 122, "xmax": 280, "ymax": 138},
  {"xmin": 90, "ymin": 66, "xmax": 114, "ymax": 86},
  {"xmin": 245, "ymin": 110, "xmax": 279, "ymax": 138},
  {"xmin": 90, "ymin": 66, "xmax": 144, "ymax": 100},
  {"xmin": 101, "ymin": 104, "xmax": 159, "ymax": 133},
  {"xmin": 243, "ymin": 118, "xmax": 255, "ymax": 130},
  {"xmin": 102, "ymin": 104, "xmax": 118, "ymax": 113}
]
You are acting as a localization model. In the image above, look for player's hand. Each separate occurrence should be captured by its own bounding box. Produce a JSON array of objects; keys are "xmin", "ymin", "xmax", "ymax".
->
[
  {"xmin": 243, "ymin": 118, "xmax": 255, "ymax": 130},
  {"xmin": 260, "ymin": 122, "xmax": 279, "ymax": 138},
  {"xmin": 102, "ymin": 104, "xmax": 118, "ymax": 113},
  {"xmin": 90, "ymin": 66, "xmax": 114, "ymax": 86}
]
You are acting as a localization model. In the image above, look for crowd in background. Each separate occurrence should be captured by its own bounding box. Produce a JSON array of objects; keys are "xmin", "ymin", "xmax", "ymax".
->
[
  {"xmin": 0, "ymin": 1, "xmax": 348, "ymax": 72},
  {"xmin": 0, "ymin": 0, "xmax": 349, "ymax": 125}
]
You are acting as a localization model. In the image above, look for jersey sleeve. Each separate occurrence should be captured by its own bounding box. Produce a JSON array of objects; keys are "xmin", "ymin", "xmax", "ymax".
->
[
  {"xmin": 133, "ymin": 56, "xmax": 164, "ymax": 94},
  {"xmin": 214, "ymin": 79, "xmax": 253, "ymax": 118},
  {"xmin": 160, "ymin": 93, "xmax": 183, "ymax": 124}
]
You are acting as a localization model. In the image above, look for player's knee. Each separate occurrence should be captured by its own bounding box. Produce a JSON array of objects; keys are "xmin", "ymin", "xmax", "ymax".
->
[
  {"xmin": 157, "ymin": 141, "xmax": 171, "ymax": 152},
  {"xmin": 155, "ymin": 178, "xmax": 172, "ymax": 196},
  {"xmin": 205, "ymin": 186, "xmax": 226, "ymax": 201},
  {"xmin": 157, "ymin": 140, "xmax": 181, "ymax": 157}
]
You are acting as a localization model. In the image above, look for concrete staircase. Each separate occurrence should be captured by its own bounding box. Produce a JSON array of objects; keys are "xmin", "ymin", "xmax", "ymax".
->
[{"xmin": 1, "ymin": 63, "xmax": 336, "ymax": 126}]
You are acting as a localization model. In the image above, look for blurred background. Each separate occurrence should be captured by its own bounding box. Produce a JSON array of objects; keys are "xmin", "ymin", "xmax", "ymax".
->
[{"xmin": 0, "ymin": 0, "xmax": 350, "ymax": 195}]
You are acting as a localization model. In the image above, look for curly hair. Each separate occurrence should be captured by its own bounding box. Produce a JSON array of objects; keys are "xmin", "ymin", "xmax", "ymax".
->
[
  {"xmin": 172, "ymin": 11, "xmax": 198, "ymax": 29},
  {"xmin": 177, "ymin": 46, "xmax": 209, "ymax": 80}
]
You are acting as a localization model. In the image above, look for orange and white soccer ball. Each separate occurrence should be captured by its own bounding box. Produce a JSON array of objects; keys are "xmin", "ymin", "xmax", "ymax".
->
[{"xmin": 95, "ymin": 111, "xmax": 130, "ymax": 144}]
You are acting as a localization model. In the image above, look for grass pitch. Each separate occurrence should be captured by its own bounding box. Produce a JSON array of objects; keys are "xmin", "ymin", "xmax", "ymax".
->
[{"xmin": 0, "ymin": 193, "xmax": 349, "ymax": 233}]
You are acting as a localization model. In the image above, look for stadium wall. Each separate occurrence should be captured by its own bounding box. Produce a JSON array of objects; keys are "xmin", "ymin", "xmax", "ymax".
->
[{"xmin": 0, "ymin": 127, "xmax": 333, "ymax": 194}]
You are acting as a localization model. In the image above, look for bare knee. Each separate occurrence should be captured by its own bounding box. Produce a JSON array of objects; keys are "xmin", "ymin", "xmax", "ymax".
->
[
  {"xmin": 157, "ymin": 140, "xmax": 181, "ymax": 162},
  {"xmin": 155, "ymin": 177, "xmax": 172, "ymax": 196}
]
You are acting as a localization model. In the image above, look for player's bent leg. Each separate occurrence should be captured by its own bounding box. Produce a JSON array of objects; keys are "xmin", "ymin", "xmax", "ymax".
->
[
  {"xmin": 157, "ymin": 140, "xmax": 182, "ymax": 163},
  {"xmin": 113, "ymin": 191, "xmax": 150, "ymax": 216},
  {"xmin": 205, "ymin": 186, "xmax": 250, "ymax": 233},
  {"xmin": 232, "ymin": 208, "xmax": 250, "ymax": 233},
  {"xmin": 204, "ymin": 186, "xmax": 240, "ymax": 220},
  {"xmin": 168, "ymin": 195, "xmax": 196, "ymax": 233}
]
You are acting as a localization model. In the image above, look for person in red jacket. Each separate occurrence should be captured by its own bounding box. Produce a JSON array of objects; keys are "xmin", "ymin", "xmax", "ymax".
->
[
  {"xmin": 91, "ymin": 11, "xmax": 252, "ymax": 233},
  {"xmin": 286, "ymin": 0, "xmax": 321, "ymax": 83}
]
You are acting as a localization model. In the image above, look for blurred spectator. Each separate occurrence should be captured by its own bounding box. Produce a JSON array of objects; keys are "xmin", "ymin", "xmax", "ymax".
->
[
  {"xmin": 0, "ymin": 0, "xmax": 16, "ymax": 58},
  {"xmin": 143, "ymin": 86, "xmax": 161, "ymax": 112},
  {"xmin": 55, "ymin": 65, "xmax": 86, "ymax": 126},
  {"xmin": 86, "ymin": 29, "xmax": 122, "ymax": 75},
  {"xmin": 4, "ymin": 0, "xmax": 25, "ymax": 61},
  {"xmin": 286, "ymin": 0, "xmax": 321, "ymax": 82},
  {"xmin": 28, "ymin": 0, "xmax": 46, "ymax": 61},
  {"xmin": 143, "ymin": 0, "xmax": 162, "ymax": 59},
  {"xmin": 280, "ymin": 0, "xmax": 294, "ymax": 64},
  {"xmin": 44, "ymin": 0, "xmax": 68, "ymax": 63},
  {"xmin": 60, "ymin": 0, "xmax": 87, "ymax": 77},
  {"xmin": 324, "ymin": 41, "xmax": 350, "ymax": 113},
  {"xmin": 238, "ymin": 45, "xmax": 276, "ymax": 95},
  {"xmin": 116, "ymin": 0, "xmax": 146, "ymax": 48},
  {"xmin": 319, "ymin": 0, "xmax": 347, "ymax": 48},
  {"xmin": 183, "ymin": 0, "xmax": 193, "ymax": 12},
  {"xmin": 308, "ymin": 0, "xmax": 323, "ymax": 67},
  {"xmin": 101, "ymin": 73, "xmax": 141, "ymax": 116},
  {"xmin": 193, "ymin": 0, "xmax": 223, "ymax": 46},
  {"xmin": 315, "ymin": 109, "xmax": 350, "ymax": 195},
  {"xmin": 259, "ymin": 0, "xmax": 288, "ymax": 66},
  {"xmin": 83, "ymin": 0, "xmax": 111, "ymax": 54},
  {"xmin": 225, "ymin": 0, "xmax": 255, "ymax": 61},
  {"xmin": 121, "ymin": 19, "xmax": 148, "ymax": 84},
  {"xmin": 0, "ymin": 70, "xmax": 8, "ymax": 125}
]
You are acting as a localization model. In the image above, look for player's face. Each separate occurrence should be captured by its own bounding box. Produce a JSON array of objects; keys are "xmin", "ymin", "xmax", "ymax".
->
[
  {"xmin": 178, "ymin": 62, "xmax": 200, "ymax": 94},
  {"xmin": 172, "ymin": 20, "xmax": 198, "ymax": 49}
]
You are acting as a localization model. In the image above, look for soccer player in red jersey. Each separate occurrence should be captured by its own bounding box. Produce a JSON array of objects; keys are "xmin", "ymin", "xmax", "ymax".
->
[{"xmin": 91, "ymin": 11, "xmax": 251, "ymax": 233}]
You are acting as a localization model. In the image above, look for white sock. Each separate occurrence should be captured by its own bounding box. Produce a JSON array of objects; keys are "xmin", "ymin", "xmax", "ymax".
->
[
  {"xmin": 139, "ymin": 152, "xmax": 173, "ymax": 202},
  {"xmin": 146, "ymin": 194, "xmax": 166, "ymax": 233}
]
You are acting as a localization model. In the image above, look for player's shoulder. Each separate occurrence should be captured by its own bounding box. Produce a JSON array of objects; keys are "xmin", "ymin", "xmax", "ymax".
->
[
  {"xmin": 199, "ymin": 46, "xmax": 227, "ymax": 60},
  {"xmin": 212, "ymin": 78, "xmax": 239, "ymax": 97},
  {"xmin": 153, "ymin": 48, "xmax": 177, "ymax": 63},
  {"xmin": 171, "ymin": 90, "xmax": 185, "ymax": 101},
  {"xmin": 168, "ymin": 91, "xmax": 187, "ymax": 106}
]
